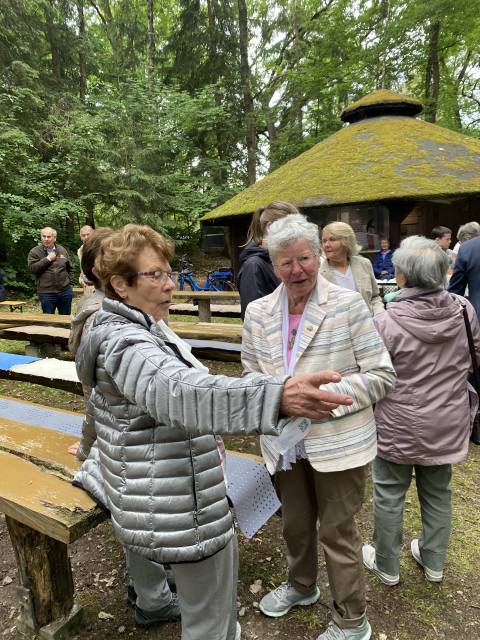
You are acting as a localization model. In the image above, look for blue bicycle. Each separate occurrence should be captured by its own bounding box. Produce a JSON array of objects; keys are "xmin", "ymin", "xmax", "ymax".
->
[{"xmin": 178, "ymin": 256, "xmax": 236, "ymax": 291}]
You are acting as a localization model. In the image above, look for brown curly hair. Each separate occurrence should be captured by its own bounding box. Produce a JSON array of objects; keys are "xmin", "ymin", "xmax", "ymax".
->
[{"xmin": 95, "ymin": 224, "xmax": 174, "ymax": 300}]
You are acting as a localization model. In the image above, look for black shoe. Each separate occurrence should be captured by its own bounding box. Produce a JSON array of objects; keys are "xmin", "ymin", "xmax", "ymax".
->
[{"xmin": 134, "ymin": 594, "xmax": 181, "ymax": 627}]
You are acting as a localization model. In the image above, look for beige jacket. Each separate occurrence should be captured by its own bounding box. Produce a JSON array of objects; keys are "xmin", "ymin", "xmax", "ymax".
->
[
  {"xmin": 319, "ymin": 255, "xmax": 384, "ymax": 316},
  {"xmin": 242, "ymin": 275, "xmax": 396, "ymax": 473}
]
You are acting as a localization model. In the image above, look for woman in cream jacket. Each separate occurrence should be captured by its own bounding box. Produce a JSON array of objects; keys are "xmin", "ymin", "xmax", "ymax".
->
[{"xmin": 320, "ymin": 221, "xmax": 383, "ymax": 316}]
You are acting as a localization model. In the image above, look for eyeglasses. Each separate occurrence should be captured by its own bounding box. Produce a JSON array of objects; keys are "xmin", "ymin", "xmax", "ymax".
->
[
  {"xmin": 276, "ymin": 254, "xmax": 318, "ymax": 273},
  {"xmin": 130, "ymin": 269, "xmax": 179, "ymax": 284}
]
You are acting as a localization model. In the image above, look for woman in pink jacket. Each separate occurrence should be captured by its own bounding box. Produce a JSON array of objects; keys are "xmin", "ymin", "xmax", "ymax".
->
[{"xmin": 363, "ymin": 236, "xmax": 480, "ymax": 586}]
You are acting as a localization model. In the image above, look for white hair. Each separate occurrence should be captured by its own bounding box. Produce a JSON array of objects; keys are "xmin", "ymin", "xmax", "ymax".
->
[
  {"xmin": 457, "ymin": 221, "xmax": 480, "ymax": 243},
  {"xmin": 41, "ymin": 227, "xmax": 57, "ymax": 239},
  {"xmin": 265, "ymin": 213, "xmax": 320, "ymax": 261},
  {"xmin": 392, "ymin": 236, "xmax": 448, "ymax": 288}
]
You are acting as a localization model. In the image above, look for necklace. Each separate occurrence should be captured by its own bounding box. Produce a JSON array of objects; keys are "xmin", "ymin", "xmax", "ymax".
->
[{"xmin": 288, "ymin": 328, "xmax": 297, "ymax": 350}]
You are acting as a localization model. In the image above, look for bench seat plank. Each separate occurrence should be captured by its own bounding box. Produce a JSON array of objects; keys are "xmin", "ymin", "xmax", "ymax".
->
[
  {"xmin": 0, "ymin": 325, "xmax": 70, "ymax": 344},
  {"xmin": 0, "ymin": 450, "xmax": 104, "ymax": 544},
  {"xmin": 0, "ymin": 418, "xmax": 81, "ymax": 478}
]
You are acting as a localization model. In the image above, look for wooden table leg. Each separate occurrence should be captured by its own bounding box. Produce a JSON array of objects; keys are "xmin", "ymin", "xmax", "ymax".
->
[
  {"xmin": 197, "ymin": 299, "xmax": 212, "ymax": 322},
  {"xmin": 6, "ymin": 516, "xmax": 83, "ymax": 638}
]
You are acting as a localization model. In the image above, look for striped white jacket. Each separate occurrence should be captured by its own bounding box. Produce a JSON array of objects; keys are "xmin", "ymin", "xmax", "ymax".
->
[{"xmin": 242, "ymin": 274, "xmax": 396, "ymax": 473}]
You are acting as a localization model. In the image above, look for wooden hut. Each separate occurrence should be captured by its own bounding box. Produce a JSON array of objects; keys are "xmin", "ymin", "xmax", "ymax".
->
[{"xmin": 201, "ymin": 89, "xmax": 480, "ymax": 272}]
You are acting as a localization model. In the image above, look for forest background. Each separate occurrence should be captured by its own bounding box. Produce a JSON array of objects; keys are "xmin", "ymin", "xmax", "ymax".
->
[{"xmin": 1, "ymin": 0, "xmax": 480, "ymax": 290}]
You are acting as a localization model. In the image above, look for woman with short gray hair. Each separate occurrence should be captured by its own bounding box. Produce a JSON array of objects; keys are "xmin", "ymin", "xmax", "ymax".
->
[
  {"xmin": 363, "ymin": 235, "xmax": 480, "ymax": 587},
  {"xmin": 243, "ymin": 213, "xmax": 396, "ymax": 640}
]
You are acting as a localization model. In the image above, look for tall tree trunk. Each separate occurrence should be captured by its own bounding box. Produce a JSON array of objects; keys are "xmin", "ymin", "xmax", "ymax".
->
[
  {"xmin": 147, "ymin": 0, "xmax": 156, "ymax": 71},
  {"xmin": 237, "ymin": 0, "xmax": 256, "ymax": 185},
  {"xmin": 377, "ymin": 0, "xmax": 391, "ymax": 89},
  {"xmin": 206, "ymin": 0, "xmax": 226, "ymax": 185},
  {"xmin": 90, "ymin": 1, "xmax": 119, "ymax": 53},
  {"xmin": 77, "ymin": 0, "xmax": 87, "ymax": 102},
  {"xmin": 44, "ymin": 0, "xmax": 62, "ymax": 81},
  {"xmin": 424, "ymin": 20, "xmax": 440, "ymax": 123}
]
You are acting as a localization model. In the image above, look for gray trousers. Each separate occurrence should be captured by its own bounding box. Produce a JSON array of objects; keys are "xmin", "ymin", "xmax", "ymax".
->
[
  {"xmin": 171, "ymin": 534, "xmax": 239, "ymax": 640},
  {"xmin": 125, "ymin": 549, "xmax": 172, "ymax": 611},
  {"xmin": 372, "ymin": 456, "xmax": 452, "ymax": 574}
]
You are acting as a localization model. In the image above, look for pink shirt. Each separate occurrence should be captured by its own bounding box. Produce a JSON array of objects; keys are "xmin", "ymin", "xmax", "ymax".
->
[{"xmin": 286, "ymin": 314, "xmax": 302, "ymax": 368}]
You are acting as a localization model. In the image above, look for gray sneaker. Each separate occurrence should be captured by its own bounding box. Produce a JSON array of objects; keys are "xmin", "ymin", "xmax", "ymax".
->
[
  {"xmin": 316, "ymin": 618, "xmax": 372, "ymax": 640},
  {"xmin": 259, "ymin": 581, "xmax": 320, "ymax": 617},
  {"xmin": 134, "ymin": 593, "xmax": 181, "ymax": 627},
  {"xmin": 410, "ymin": 539, "xmax": 443, "ymax": 582},
  {"xmin": 362, "ymin": 544, "xmax": 399, "ymax": 586}
]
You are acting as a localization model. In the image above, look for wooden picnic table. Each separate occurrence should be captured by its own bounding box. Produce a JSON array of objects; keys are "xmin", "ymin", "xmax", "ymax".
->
[
  {"xmin": 172, "ymin": 291, "xmax": 239, "ymax": 321},
  {"xmin": 0, "ymin": 300, "xmax": 27, "ymax": 312},
  {"xmin": 0, "ymin": 312, "xmax": 242, "ymax": 343}
]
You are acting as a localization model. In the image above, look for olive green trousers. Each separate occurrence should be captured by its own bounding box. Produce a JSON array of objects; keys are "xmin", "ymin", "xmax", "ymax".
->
[{"xmin": 372, "ymin": 456, "xmax": 452, "ymax": 575}]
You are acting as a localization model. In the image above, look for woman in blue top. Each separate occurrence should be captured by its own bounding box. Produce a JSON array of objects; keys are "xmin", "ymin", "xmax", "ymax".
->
[{"xmin": 373, "ymin": 238, "xmax": 395, "ymax": 280}]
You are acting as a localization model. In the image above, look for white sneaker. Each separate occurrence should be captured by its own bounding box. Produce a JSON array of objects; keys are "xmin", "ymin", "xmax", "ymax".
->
[
  {"xmin": 362, "ymin": 544, "xmax": 399, "ymax": 586},
  {"xmin": 410, "ymin": 539, "xmax": 443, "ymax": 582},
  {"xmin": 235, "ymin": 621, "xmax": 241, "ymax": 640}
]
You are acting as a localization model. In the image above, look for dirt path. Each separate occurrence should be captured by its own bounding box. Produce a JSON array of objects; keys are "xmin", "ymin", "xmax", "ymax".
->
[{"xmin": 1, "ymin": 444, "xmax": 479, "ymax": 640}]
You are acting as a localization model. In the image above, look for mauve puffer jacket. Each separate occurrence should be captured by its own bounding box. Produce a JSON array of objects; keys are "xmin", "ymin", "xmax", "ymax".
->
[{"xmin": 74, "ymin": 298, "xmax": 295, "ymax": 563}]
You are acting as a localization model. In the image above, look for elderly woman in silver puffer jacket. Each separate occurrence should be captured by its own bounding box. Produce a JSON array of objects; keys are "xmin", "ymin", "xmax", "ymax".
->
[{"xmin": 74, "ymin": 223, "xmax": 353, "ymax": 640}]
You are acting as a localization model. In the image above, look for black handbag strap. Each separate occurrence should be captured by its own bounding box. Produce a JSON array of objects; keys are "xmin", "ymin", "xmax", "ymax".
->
[{"xmin": 462, "ymin": 305, "xmax": 480, "ymax": 391}]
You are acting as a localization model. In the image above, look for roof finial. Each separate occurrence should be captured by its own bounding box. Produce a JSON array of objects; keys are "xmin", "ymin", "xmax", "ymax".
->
[{"xmin": 341, "ymin": 89, "xmax": 423, "ymax": 124}]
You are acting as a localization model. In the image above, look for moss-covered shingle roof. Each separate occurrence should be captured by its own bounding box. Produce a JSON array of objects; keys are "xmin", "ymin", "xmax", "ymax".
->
[{"xmin": 202, "ymin": 92, "xmax": 480, "ymax": 222}]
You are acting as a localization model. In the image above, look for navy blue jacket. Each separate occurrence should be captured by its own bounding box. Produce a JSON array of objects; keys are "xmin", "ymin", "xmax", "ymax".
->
[
  {"xmin": 373, "ymin": 250, "xmax": 395, "ymax": 279},
  {"xmin": 448, "ymin": 235, "xmax": 480, "ymax": 319}
]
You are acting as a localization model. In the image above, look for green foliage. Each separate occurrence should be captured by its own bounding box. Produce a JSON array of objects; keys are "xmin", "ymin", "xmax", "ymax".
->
[{"xmin": 0, "ymin": 0, "xmax": 480, "ymax": 290}]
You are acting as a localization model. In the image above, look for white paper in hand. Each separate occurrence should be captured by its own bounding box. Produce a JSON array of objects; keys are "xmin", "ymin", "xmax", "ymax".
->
[{"xmin": 263, "ymin": 417, "xmax": 311, "ymax": 456}]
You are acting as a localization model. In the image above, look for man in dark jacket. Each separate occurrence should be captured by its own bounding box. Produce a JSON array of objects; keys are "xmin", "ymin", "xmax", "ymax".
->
[
  {"xmin": 27, "ymin": 227, "xmax": 73, "ymax": 314},
  {"xmin": 448, "ymin": 235, "xmax": 480, "ymax": 319}
]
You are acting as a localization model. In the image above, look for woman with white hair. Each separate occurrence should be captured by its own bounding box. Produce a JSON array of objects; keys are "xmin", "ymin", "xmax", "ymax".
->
[
  {"xmin": 452, "ymin": 221, "xmax": 480, "ymax": 260},
  {"xmin": 320, "ymin": 221, "xmax": 383, "ymax": 316},
  {"xmin": 242, "ymin": 214, "xmax": 396, "ymax": 640},
  {"xmin": 363, "ymin": 236, "xmax": 480, "ymax": 586}
]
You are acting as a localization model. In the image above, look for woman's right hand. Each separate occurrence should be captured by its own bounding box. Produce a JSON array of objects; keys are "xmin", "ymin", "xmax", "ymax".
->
[{"xmin": 280, "ymin": 370, "xmax": 353, "ymax": 421}]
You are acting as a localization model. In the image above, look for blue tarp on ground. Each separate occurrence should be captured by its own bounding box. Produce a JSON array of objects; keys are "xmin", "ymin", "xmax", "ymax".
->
[{"xmin": 0, "ymin": 352, "xmax": 40, "ymax": 370}]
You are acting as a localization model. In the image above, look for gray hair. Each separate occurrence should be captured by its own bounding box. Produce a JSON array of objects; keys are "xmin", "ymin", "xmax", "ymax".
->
[
  {"xmin": 41, "ymin": 226, "xmax": 57, "ymax": 239},
  {"xmin": 392, "ymin": 236, "xmax": 449, "ymax": 289},
  {"xmin": 265, "ymin": 213, "xmax": 320, "ymax": 261},
  {"xmin": 457, "ymin": 221, "xmax": 480, "ymax": 243}
]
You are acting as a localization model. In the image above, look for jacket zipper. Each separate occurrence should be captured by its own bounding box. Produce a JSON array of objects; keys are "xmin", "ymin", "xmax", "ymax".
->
[{"xmin": 188, "ymin": 437, "xmax": 201, "ymax": 545}]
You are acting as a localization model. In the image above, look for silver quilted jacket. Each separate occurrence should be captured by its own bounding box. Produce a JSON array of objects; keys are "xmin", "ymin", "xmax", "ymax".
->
[{"xmin": 74, "ymin": 298, "xmax": 291, "ymax": 563}]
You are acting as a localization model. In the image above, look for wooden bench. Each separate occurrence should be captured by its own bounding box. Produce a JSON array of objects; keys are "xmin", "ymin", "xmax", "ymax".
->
[
  {"xmin": 0, "ymin": 416, "xmax": 106, "ymax": 638},
  {"xmin": 0, "ymin": 312, "xmax": 71, "ymax": 329},
  {"xmin": 0, "ymin": 352, "xmax": 83, "ymax": 395},
  {"xmin": 0, "ymin": 300, "xmax": 27, "ymax": 312},
  {"xmin": 172, "ymin": 290, "xmax": 240, "ymax": 322},
  {"xmin": 0, "ymin": 312, "xmax": 243, "ymax": 344},
  {"xmin": 0, "ymin": 325, "xmax": 70, "ymax": 357}
]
